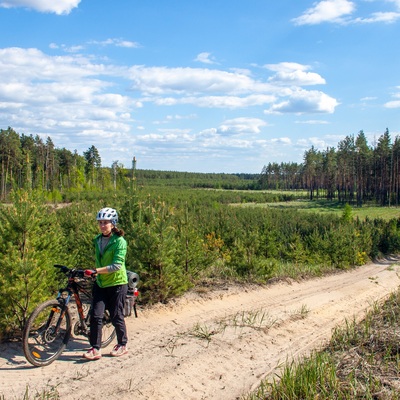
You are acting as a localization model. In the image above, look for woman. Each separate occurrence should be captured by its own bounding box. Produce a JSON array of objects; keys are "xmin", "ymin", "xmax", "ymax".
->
[{"xmin": 83, "ymin": 207, "xmax": 129, "ymax": 360}]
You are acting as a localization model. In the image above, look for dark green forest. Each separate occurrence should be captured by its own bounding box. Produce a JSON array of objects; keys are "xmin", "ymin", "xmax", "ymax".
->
[
  {"xmin": 260, "ymin": 128, "xmax": 400, "ymax": 207},
  {"xmin": 2, "ymin": 126, "xmax": 400, "ymax": 204},
  {"xmin": 1, "ymin": 126, "xmax": 400, "ymax": 342}
]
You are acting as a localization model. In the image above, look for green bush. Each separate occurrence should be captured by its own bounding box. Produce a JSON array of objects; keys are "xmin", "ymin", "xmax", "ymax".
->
[{"xmin": 0, "ymin": 190, "xmax": 67, "ymax": 339}]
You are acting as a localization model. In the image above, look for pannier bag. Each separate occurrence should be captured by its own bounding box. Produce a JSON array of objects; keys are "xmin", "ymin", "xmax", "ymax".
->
[{"xmin": 125, "ymin": 271, "xmax": 140, "ymax": 317}]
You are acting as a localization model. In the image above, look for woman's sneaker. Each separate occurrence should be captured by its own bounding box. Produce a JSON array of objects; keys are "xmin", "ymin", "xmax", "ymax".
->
[
  {"xmin": 83, "ymin": 347, "xmax": 102, "ymax": 360},
  {"xmin": 110, "ymin": 344, "xmax": 128, "ymax": 357}
]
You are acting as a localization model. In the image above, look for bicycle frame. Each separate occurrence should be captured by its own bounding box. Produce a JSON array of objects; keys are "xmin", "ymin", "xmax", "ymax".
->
[
  {"xmin": 55, "ymin": 274, "xmax": 91, "ymax": 337},
  {"xmin": 23, "ymin": 265, "xmax": 117, "ymax": 367}
]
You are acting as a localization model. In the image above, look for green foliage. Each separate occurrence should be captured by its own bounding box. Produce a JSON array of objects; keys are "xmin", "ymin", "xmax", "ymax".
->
[
  {"xmin": 126, "ymin": 197, "xmax": 191, "ymax": 303},
  {"xmin": 341, "ymin": 203, "xmax": 353, "ymax": 222},
  {"xmin": 0, "ymin": 190, "xmax": 66, "ymax": 339},
  {"xmin": 265, "ymin": 352, "xmax": 340, "ymax": 399},
  {"xmin": 135, "ymin": 169, "xmax": 260, "ymax": 190},
  {"xmin": 55, "ymin": 201, "xmax": 99, "ymax": 267}
]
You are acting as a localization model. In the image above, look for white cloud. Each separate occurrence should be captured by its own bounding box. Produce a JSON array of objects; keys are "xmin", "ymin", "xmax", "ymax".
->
[
  {"xmin": 296, "ymin": 137, "xmax": 327, "ymax": 149},
  {"xmin": 270, "ymin": 137, "xmax": 292, "ymax": 145},
  {"xmin": 295, "ymin": 119, "xmax": 330, "ymax": 124},
  {"xmin": 353, "ymin": 11, "xmax": 400, "ymax": 23},
  {"xmin": 265, "ymin": 89, "xmax": 339, "ymax": 114},
  {"xmin": 0, "ymin": 47, "xmax": 340, "ymax": 154},
  {"xmin": 384, "ymin": 100, "xmax": 400, "ymax": 108},
  {"xmin": 265, "ymin": 62, "xmax": 326, "ymax": 86},
  {"xmin": 384, "ymin": 86, "xmax": 400, "ymax": 108},
  {"xmin": 0, "ymin": 49, "xmax": 336, "ymax": 113},
  {"xmin": 360, "ymin": 96, "xmax": 377, "ymax": 101},
  {"xmin": 154, "ymin": 94, "xmax": 276, "ymax": 109},
  {"xmin": 293, "ymin": 0, "xmax": 356, "ymax": 25},
  {"xmin": 265, "ymin": 62, "xmax": 309, "ymax": 73},
  {"xmin": 194, "ymin": 52, "xmax": 217, "ymax": 64},
  {"xmin": 216, "ymin": 117, "xmax": 267, "ymax": 136},
  {"xmin": 128, "ymin": 66, "xmax": 272, "ymax": 95},
  {"xmin": 0, "ymin": 46, "xmax": 341, "ymax": 171},
  {"xmin": 0, "ymin": 0, "xmax": 81, "ymax": 14},
  {"xmin": 294, "ymin": 0, "xmax": 400, "ymax": 25},
  {"xmin": 166, "ymin": 114, "xmax": 197, "ymax": 120},
  {"xmin": 0, "ymin": 47, "xmax": 135, "ymax": 147},
  {"xmin": 88, "ymin": 38, "xmax": 140, "ymax": 48},
  {"xmin": 388, "ymin": 0, "xmax": 400, "ymax": 9},
  {"xmin": 49, "ymin": 38, "xmax": 140, "ymax": 54}
]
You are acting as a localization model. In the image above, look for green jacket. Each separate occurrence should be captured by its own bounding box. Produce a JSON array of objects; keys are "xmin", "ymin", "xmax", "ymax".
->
[{"xmin": 94, "ymin": 233, "xmax": 128, "ymax": 288}]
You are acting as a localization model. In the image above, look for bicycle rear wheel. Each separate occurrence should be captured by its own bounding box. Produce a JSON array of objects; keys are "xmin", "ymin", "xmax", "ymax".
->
[
  {"xmin": 100, "ymin": 310, "xmax": 116, "ymax": 348},
  {"xmin": 22, "ymin": 299, "xmax": 72, "ymax": 367}
]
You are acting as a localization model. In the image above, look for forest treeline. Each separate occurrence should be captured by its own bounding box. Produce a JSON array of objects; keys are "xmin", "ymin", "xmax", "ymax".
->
[
  {"xmin": 260, "ymin": 128, "xmax": 400, "ymax": 206},
  {"xmin": 2, "ymin": 126, "xmax": 400, "ymax": 205},
  {"xmin": 0, "ymin": 126, "xmax": 261, "ymax": 200}
]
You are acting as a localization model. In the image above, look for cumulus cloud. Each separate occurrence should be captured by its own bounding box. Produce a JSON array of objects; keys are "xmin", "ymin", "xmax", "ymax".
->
[
  {"xmin": 384, "ymin": 86, "xmax": 400, "ymax": 108},
  {"xmin": 0, "ymin": 46, "xmax": 341, "ymax": 170},
  {"xmin": 0, "ymin": 0, "xmax": 81, "ymax": 15},
  {"xmin": 384, "ymin": 100, "xmax": 400, "ymax": 108},
  {"xmin": 0, "ymin": 47, "xmax": 339, "ymax": 147},
  {"xmin": 293, "ymin": 0, "xmax": 400, "ymax": 25},
  {"xmin": 154, "ymin": 94, "xmax": 276, "ymax": 109},
  {"xmin": 297, "ymin": 137, "xmax": 328, "ymax": 149},
  {"xmin": 292, "ymin": 0, "xmax": 355, "ymax": 25},
  {"xmin": 265, "ymin": 62, "xmax": 326, "ymax": 86},
  {"xmin": 216, "ymin": 117, "xmax": 267, "ymax": 136},
  {"xmin": 0, "ymin": 47, "xmax": 135, "ymax": 151},
  {"xmin": 128, "ymin": 66, "xmax": 273, "ymax": 95},
  {"xmin": 265, "ymin": 89, "xmax": 339, "ymax": 114}
]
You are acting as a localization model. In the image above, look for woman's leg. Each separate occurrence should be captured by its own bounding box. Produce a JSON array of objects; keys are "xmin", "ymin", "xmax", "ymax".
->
[
  {"xmin": 90, "ymin": 283, "xmax": 106, "ymax": 349},
  {"xmin": 107, "ymin": 284, "xmax": 128, "ymax": 345}
]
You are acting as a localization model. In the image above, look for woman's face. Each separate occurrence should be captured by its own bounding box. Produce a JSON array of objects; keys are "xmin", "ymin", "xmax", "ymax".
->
[{"xmin": 98, "ymin": 220, "xmax": 113, "ymax": 236}]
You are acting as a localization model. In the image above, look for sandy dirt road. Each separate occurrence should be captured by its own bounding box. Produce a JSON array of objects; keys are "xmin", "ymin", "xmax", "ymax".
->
[{"xmin": 1, "ymin": 257, "xmax": 400, "ymax": 400}]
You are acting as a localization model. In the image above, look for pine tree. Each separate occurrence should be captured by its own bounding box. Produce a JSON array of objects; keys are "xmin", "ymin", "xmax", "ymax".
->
[{"xmin": 0, "ymin": 190, "xmax": 65, "ymax": 338}]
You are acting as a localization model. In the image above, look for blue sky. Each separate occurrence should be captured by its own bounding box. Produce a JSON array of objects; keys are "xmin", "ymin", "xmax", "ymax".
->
[{"xmin": 0, "ymin": 0, "xmax": 399, "ymax": 173}]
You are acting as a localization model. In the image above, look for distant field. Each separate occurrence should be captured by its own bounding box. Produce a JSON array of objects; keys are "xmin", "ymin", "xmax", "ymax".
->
[{"xmin": 234, "ymin": 199, "xmax": 400, "ymax": 221}]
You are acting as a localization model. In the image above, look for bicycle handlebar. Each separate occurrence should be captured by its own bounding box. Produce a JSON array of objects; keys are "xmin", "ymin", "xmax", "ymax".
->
[{"xmin": 54, "ymin": 264, "xmax": 86, "ymax": 279}]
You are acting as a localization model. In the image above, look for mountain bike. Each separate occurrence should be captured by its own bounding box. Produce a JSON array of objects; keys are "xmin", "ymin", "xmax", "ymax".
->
[{"xmin": 22, "ymin": 264, "xmax": 138, "ymax": 367}]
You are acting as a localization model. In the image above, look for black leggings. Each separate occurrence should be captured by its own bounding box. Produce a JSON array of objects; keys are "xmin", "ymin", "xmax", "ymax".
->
[{"xmin": 89, "ymin": 283, "xmax": 128, "ymax": 349}]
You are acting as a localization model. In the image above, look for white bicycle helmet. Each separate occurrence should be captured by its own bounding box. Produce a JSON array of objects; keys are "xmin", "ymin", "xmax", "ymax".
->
[{"xmin": 96, "ymin": 207, "xmax": 118, "ymax": 226}]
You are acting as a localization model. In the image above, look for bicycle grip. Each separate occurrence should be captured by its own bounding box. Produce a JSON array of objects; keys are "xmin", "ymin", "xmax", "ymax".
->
[{"xmin": 84, "ymin": 269, "xmax": 97, "ymax": 277}]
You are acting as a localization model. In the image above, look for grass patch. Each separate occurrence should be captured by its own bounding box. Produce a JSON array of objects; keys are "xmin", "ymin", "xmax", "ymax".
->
[
  {"xmin": 235, "ymin": 199, "xmax": 400, "ymax": 221},
  {"xmin": 244, "ymin": 289, "xmax": 400, "ymax": 399},
  {"xmin": 189, "ymin": 322, "xmax": 220, "ymax": 342},
  {"xmin": 224, "ymin": 309, "xmax": 278, "ymax": 331},
  {"xmin": 289, "ymin": 304, "xmax": 311, "ymax": 321}
]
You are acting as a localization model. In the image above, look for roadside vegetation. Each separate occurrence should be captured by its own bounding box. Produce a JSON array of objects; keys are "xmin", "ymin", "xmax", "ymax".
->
[
  {"xmin": 245, "ymin": 285, "xmax": 400, "ymax": 400},
  {"xmin": 237, "ymin": 199, "xmax": 400, "ymax": 221}
]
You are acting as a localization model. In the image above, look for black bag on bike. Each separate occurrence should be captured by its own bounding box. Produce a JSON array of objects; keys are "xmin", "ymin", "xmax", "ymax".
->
[{"xmin": 125, "ymin": 271, "xmax": 139, "ymax": 317}]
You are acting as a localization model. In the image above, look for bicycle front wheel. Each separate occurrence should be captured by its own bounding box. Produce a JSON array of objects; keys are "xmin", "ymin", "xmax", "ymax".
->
[{"xmin": 22, "ymin": 299, "xmax": 72, "ymax": 367}]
